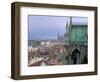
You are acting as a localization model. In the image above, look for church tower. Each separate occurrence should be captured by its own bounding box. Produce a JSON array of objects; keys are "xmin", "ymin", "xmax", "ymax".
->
[{"xmin": 64, "ymin": 17, "xmax": 72, "ymax": 43}]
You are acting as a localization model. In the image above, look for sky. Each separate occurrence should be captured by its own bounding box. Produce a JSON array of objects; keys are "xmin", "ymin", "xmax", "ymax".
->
[{"xmin": 28, "ymin": 15, "xmax": 88, "ymax": 40}]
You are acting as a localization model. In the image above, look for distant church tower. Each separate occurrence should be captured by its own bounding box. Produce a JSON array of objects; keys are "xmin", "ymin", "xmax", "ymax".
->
[
  {"xmin": 57, "ymin": 33, "xmax": 60, "ymax": 40},
  {"xmin": 57, "ymin": 33, "xmax": 64, "ymax": 41}
]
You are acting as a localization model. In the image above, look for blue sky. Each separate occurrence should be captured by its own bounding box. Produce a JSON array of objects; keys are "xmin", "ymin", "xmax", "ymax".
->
[{"xmin": 28, "ymin": 15, "xmax": 87, "ymax": 40}]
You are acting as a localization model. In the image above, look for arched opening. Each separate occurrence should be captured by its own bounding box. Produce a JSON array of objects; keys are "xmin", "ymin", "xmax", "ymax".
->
[{"xmin": 71, "ymin": 49, "xmax": 80, "ymax": 64}]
